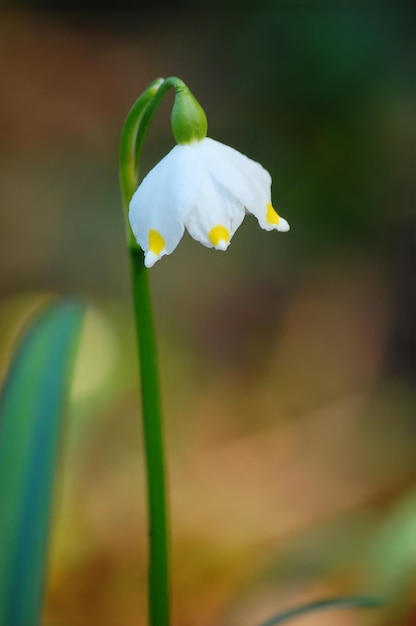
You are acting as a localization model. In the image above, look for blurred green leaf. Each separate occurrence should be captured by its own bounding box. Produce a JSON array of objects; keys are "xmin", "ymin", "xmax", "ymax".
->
[
  {"xmin": 366, "ymin": 492, "xmax": 416, "ymax": 599},
  {"xmin": 257, "ymin": 595, "xmax": 383, "ymax": 626},
  {"xmin": 0, "ymin": 301, "xmax": 84, "ymax": 626}
]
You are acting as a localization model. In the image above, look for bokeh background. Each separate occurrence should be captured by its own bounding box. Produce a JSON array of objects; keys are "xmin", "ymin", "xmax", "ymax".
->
[{"xmin": 1, "ymin": 2, "xmax": 415, "ymax": 625}]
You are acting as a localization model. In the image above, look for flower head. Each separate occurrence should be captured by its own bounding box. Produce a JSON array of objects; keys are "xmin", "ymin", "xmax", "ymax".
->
[{"xmin": 129, "ymin": 137, "xmax": 290, "ymax": 268}]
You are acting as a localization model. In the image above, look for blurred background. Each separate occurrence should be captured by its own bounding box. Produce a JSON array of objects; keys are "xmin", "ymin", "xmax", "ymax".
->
[{"xmin": 0, "ymin": 2, "xmax": 415, "ymax": 625}]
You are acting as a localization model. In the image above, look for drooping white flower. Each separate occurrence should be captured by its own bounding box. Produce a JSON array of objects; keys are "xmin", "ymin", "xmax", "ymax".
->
[{"xmin": 129, "ymin": 137, "xmax": 290, "ymax": 268}]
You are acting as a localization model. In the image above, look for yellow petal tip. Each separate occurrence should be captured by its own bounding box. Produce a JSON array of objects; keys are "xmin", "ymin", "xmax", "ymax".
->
[
  {"xmin": 209, "ymin": 225, "xmax": 230, "ymax": 250},
  {"xmin": 148, "ymin": 229, "xmax": 166, "ymax": 255},
  {"xmin": 266, "ymin": 202, "xmax": 290, "ymax": 231},
  {"xmin": 266, "ymin": 202, "xmax": 280, "ymax": 225}
]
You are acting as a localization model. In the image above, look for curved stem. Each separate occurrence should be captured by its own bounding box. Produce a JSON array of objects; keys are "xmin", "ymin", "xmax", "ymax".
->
[
  {"xmin": 120, "ymin": 77, "xmax": 164, "ymax": 247},
  {"xmin": 119, "ymin": 77, "xmax": 183, "ymax": 626}
]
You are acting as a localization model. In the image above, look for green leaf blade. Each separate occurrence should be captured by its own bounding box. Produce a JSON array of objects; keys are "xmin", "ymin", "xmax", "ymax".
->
[{"xmin": 0, "ymin": 301, "xmax": 84, "ymax": 626}]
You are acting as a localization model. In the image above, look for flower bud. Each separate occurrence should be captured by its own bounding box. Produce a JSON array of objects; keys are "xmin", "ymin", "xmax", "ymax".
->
[{"xmin": 171, "ymin": 85, "xmax": 207, "ymax": 144}]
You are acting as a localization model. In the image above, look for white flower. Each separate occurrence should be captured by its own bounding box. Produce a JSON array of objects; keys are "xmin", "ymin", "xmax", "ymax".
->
[{"xmin": 129, "ymin": 137, "xmax": 290, "ymax": 268}]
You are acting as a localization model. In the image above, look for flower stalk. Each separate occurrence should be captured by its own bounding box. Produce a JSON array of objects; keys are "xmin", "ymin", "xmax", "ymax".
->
[{"xmin": 119, "ymin": 77, "xmax": 180, "ymax": 626}]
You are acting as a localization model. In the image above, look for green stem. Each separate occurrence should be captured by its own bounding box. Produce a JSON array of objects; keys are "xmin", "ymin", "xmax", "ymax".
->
[
  {"xmin": 119, "ymin": 77, "xmax": 184, "ymax": 626},
  {"xmin": 129, "ymin": 250, "xmax": 169, "ymax": 626}
]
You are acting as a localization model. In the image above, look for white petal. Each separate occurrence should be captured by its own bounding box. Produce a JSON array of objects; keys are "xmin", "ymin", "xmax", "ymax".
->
[
  {"xmin": 197, "ymin": 137, "xmax": 290, "ymax": 233},
  {"xmin": 184, "ymin": 162, "xmax": 245, "ymax": 250},
  {"xmin": 276, "ymin": 216, "xmax": 290, "ymax": 232},
  {"xmin": 197, "ymin": 138, "xmax": 270, "ymax": 212},
  {"xmin": 129, "ymin": 144, "xmax": 201, "ymax": 265}
]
